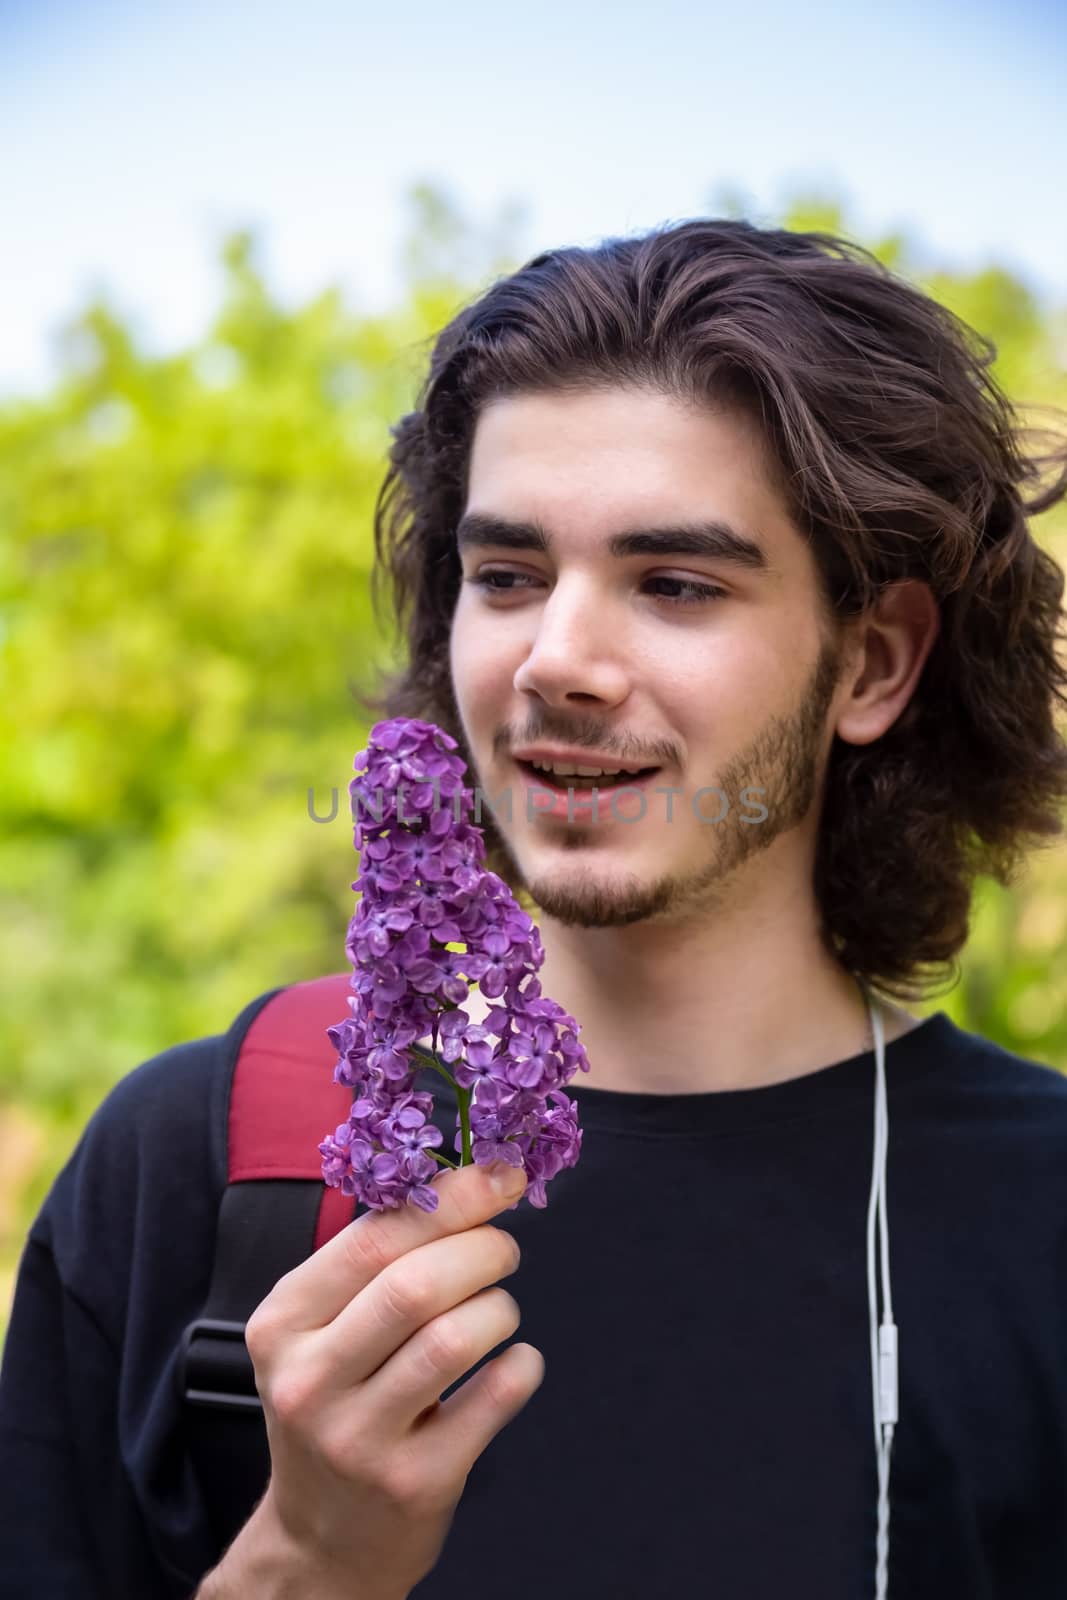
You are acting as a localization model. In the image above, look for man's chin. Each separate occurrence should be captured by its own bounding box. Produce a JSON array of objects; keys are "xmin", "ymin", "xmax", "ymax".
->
[{"xmin": 521, "ymin": 864, "xmax": 682, "ymax": 929}]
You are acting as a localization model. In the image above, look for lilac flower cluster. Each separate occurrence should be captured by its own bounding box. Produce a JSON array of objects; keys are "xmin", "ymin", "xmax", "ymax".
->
[{"xmin": 319, "ymin": 717, "xmax": 588, "ymax": 1213}]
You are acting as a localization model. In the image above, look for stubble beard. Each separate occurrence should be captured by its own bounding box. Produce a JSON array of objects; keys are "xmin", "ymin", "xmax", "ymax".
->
[{"xmin": 510, "ymin": 634, "xmax": 844, "ymax": 930}]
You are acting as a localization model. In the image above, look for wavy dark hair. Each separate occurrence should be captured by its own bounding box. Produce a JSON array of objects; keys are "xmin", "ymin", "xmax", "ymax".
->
[{"xmin": 362, "ymin": 217, "xmax": 1067, "ymax": 1004}]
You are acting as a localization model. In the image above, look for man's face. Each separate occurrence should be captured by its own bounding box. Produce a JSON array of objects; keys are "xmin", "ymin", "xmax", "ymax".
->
[{"xmin": 448, "ymin": 384, "xmax": 847, "ymax": 929}]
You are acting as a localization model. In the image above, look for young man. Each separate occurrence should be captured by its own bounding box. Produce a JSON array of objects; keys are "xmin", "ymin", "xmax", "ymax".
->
[{"xmin": 3, "ymin": 219, "xmax": 1067, "ymax": 1600}]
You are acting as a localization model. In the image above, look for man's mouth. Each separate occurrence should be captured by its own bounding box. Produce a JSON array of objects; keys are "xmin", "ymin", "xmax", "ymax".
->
[{"xmin": 515, "ymin": 760, "xmax": 661, "ymax": 792}]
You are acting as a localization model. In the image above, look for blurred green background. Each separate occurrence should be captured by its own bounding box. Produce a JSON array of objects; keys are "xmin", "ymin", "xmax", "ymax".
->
[{"xmin": 2, "ymin": 188, "xmax": 1066, "ymax": 1337}]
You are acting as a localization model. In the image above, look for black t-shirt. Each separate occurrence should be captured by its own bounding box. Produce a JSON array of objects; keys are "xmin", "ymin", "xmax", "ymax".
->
[{"xmin": 2, "ymin": 987, "xmax": 1067, "ymax": 1599}]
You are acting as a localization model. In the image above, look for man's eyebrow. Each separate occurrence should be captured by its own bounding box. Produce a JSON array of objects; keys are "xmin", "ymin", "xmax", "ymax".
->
[{"xmin": 454, "ymin": 512, "xmax": 771, "ymax": 572}]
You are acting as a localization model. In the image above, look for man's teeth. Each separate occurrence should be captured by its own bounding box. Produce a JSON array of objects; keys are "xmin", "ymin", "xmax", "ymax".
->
[{"xmin": 529, "ymin": 759, "xmax": 645, "ymax": 779}]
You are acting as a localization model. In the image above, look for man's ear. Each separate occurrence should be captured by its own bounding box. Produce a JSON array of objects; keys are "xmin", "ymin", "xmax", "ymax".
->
[{"xmin": 834, "ymin": 580, "xmax": 940, "ymax": 747}]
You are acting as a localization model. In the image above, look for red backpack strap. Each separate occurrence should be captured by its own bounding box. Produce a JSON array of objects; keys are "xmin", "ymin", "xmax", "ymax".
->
[{"xmin": 228, "ymin": 971, "xmax": 358, "ymax": 1250}]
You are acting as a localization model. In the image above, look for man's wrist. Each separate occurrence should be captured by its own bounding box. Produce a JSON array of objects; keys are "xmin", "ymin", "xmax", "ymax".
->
[{"xmin": 193, "ymin": 1487, "xmax": 341, "ymax": 1600}]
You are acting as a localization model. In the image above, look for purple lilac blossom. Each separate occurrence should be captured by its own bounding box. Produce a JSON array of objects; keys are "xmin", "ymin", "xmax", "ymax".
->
[{"xmin": 319, "ymin": 717, "xmax": 589, "ymax": 1213}]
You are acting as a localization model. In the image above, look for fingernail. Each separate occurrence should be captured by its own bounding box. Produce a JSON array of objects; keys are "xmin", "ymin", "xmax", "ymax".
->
[{"xmin": 487, "ymin": 1159, "xmax": 526, "ymax": 1193}]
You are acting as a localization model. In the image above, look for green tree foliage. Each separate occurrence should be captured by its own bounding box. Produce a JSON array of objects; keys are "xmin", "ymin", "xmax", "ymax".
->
[
  {"xmin": 0, "ymin": 187, "xmax": 525, "ymax": 1314},
  {"xmin": 2, "ymin": 185, "xmax": 1065, "ymax": 1332}
]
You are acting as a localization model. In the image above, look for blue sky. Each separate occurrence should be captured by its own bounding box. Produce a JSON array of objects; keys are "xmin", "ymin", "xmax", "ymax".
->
[{"xmin": 2, "ymin": 0, "xmax": 1064, "ymax": 397}]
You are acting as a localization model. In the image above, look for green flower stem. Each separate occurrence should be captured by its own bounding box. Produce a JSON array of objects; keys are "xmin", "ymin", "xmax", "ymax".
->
[
  {"xmin": 412, "ymin": 1015, "xmax": 472, "ymax": 1167},
  {"xmin": 428, "ymin": 1149, "xmax": 459, "ymax": 1169},
  {"xmin": 408, "ymin": 1042, "xmax": 458, "ymax": 1084}
]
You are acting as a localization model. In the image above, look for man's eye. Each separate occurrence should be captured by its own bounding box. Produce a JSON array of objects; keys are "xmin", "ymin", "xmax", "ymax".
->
[
  {"xmin": 465, "ymin": 571, "xmax": 539, "ymax": 594},
  {"xmin": 644, "ymin": 576, "xmax": 728, "ymax": 605}
]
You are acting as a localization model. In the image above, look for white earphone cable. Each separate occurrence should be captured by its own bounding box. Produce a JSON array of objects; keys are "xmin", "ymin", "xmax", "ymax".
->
[{"xmin": 862, "ymin": 983, "xmax": 896, "ymax": 1599}]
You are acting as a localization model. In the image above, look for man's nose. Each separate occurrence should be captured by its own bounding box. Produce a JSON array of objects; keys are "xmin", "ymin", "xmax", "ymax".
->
[{"xmin": 512, "ymin": 580, "xmax": 631, "ymax": 707}]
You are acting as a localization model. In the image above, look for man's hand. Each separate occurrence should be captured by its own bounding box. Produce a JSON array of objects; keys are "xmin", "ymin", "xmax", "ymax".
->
[{"xmin": 196, "ymin": 1158, "xmax": 541, "ymax": 1600}]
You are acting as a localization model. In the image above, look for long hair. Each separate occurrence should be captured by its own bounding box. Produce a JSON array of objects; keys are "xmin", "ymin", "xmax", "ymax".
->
[{"xmin": 363, "ymin": 217, "xmax": 1067, "ymax": 1004}]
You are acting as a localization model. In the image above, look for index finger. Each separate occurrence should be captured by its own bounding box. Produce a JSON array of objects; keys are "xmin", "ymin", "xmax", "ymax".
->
[{"xmin": 268, "ymin": 1159, "xmax": 528, "ymax": 1333}]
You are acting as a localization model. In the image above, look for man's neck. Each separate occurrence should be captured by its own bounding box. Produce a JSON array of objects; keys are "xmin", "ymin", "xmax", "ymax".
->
[{"xmin": 512, "ymin": 887, "xmax": 918, "ymax": 1095}]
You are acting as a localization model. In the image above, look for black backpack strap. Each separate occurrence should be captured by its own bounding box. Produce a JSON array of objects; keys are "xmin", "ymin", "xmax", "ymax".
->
[
  {"xmin": 176, "ymin": 972, "xmax": 358, "ymax": 1554},
  {"xmin": 176, "ymin": 973, "xmax": 460, "ymax": 1555}
]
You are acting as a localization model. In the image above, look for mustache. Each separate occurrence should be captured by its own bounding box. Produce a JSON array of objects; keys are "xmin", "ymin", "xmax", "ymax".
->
[{"xmin": 500, "ymin": 723, "xmax": 679, "ymax": 769}]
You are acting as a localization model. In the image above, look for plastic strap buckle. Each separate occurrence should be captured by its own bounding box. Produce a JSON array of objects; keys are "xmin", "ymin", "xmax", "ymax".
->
[{"xmin": 178, "ymin": 1317, "xmax": 263, "ymax": 1413}]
